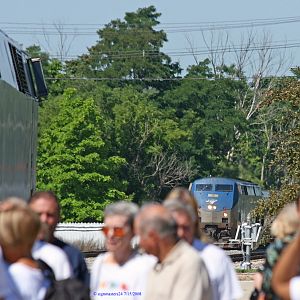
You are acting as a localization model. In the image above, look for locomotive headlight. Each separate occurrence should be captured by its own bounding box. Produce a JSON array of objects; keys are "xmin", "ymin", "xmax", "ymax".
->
[
  {"xmin": 223, "ymin": 212, "xmax": 228, "ymax": 217},
  {"xmin": 213, "ymin": 205, "xmax": 217, "ymax": 210},
  {"xmin": 207, "ymin": 205, "xmax": 213, "ymax": 210}
]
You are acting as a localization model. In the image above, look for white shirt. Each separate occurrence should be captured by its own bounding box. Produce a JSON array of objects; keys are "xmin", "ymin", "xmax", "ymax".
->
[
  {"xmin": 200, "ymin": 244, "xmax": 242, "ymax": 300},
  {"xmin": 90, "ymin": 252, "xmax": 155, "ymax": 300},
  {"xmin": 7, "ymin": 262, "xmax": 49, "ymax": 300},
  {"xmin": 290, "ymin": 276, "xmax": 300, "ymax": 300},
  {"xmin": 32, "ymin": 240, "xmax": 72, "ymax": 280}
]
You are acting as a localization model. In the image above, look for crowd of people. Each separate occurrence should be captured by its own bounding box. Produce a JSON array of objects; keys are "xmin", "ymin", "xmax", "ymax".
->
[{"xmin": 0, "ymin": 188, "xmax": 299, "ymax": 300}]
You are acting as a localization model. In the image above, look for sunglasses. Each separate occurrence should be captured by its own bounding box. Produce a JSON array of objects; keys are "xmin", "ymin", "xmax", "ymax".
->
[{"xmin": 101, "ymin": 226, "xmax": 126, "ymax": 238}]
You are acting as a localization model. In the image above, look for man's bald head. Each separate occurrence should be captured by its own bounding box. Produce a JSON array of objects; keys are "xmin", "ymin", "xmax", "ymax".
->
[
  {"xmin": 135, "ymin": 203, "xmax": 178, "ymax": 259},
  {"xmin": 136, "ymin": 203, "xmax": 177, "ymax": 239}
]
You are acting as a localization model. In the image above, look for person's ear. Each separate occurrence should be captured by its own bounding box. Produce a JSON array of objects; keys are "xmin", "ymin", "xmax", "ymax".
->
[{"xmin": 148, "ymin": 229, "xmax": 159, "ymax": 242}]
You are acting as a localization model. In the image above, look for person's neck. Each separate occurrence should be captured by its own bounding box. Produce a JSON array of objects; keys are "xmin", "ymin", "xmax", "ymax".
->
[
  {"xmin": 2, "ymin": 247, "xmax": 33, "ymax": 264},
  {"xmin": 38, "ymin": 234, "xmax": 55, "ymax": 244},
  {"xmin": 17, "ymin": 256, "xmax": 38, "ymax": 268},
  {"xmin": 158, "ymin": 238, "xmax": 179, "ymax": 262},
  {"xmin": 49, "ymin": 235, "xmax": 56, "ymax": 243},
  {"xmin": 111, "ymin": 248, "xmax": 135, "ymax": 265}
]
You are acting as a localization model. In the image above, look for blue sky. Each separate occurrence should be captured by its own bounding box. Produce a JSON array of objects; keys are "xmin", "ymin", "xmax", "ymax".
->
[{"xmin": 2, "ymin": 0, "xmax": 300, "ymax": 72}]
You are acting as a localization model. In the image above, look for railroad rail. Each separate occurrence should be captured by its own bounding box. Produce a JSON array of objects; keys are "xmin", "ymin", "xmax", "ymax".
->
[
  {"xmin": 83, "ymin": 248, "xmax": 266, "ymax": 262},
  {"xmin": 82, "ymin": 250, "xmax": 106, "ymax": 258},
  {"xmin": 229, "ymin": 249, "xmax": 266, "ymax": 262}
]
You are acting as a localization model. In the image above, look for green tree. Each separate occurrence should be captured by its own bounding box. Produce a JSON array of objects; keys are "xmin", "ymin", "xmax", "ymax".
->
[
  {"xmin": 253, "ymin": 79, "xmax": 300, "ymax": 240},
  {"xmin": 37, "ymin": 88, "xmax": 129, "ymax": 221},
  {"xmin": 160, "ymin": 59, "xmax": 247, "ymax": 178},
  {"xmin": 109, "ymin": 87, "xmax": 193, "ymax": 202},
  {"xmin": 66, "ymin": 6, "xmax": 181, "ymax": 91}
]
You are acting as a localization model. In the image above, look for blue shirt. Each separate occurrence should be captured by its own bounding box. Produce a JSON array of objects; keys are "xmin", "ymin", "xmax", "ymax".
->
[{"xmin": 192, "ymin": 239, "xmax": 208, "ymax": 251}]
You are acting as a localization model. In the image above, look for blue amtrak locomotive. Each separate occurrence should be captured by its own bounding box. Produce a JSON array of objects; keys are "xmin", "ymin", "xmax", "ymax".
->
[{"xmin": 190, "ymin": 177, "xmax": 264, "ymax": 240}]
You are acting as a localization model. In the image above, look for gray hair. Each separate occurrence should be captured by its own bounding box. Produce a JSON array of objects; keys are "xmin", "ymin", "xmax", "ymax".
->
[
  {"xmin": 138, "ymin": 204, "xmax": 178, "ymax": 239},
  {"xmin": 104, "ymin": 201, "xmax": 139, "ymax": 229},
  {"xmin": 163, "ymin": 198, "xmax": 197, "ymax": 223}
]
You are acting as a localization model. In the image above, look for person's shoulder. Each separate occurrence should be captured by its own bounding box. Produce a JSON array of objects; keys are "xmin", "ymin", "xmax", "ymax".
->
[
  {"xmin": 53, "ymin": 238, "xmax": 83, "ymax": 258},
  {"xmin": 9, "ymin": 262, "xmax": 33, "ymax": 272},
  {"xmin": 202, "ymin": 243, "xmax": 225, "ymax": 255},
  {"xmin": 34, "ymin": 241, "xmax": 69, "ymax": 261},
  {"xmin": 9, "ymin": 263, "xmax": 49, "ymax": 300},
  {"xmin": 201, "ymin": 244, "xmax": 236, "ymax": 272},
  {"xmin": 53, "ymin": 238, "xmax": 76, "ymax": 252},
  {"xmin": 52, "ymin": 237, "xmax": 68, "ymax": 249},
  {"xmin": 178, "ymin": 240, "xmax": 204, "ymax": 263},
  {"xmin": 38, "ymin": 241, "xmax": 62, "ymax": 252},
  {"xmin": 192, "ymin": 238, "xmax": 208, "ymax": 251},
  {"xmin": 92, "ymin": 252, "xmax": 107, "ymax": 268},
  {"xmin": 201, "ymin": 243, "xmax": 231, "ymax": 261},
  {"xmin": 131, "ymin": 252, "xmax": 157, "ymax": 266},
  {"xmin": 290, "ymin": 276, "xmax": 300, "ymax": 300},
  {"xmin": 0, "ymin": 258, "xmax": 13, "ymax": 299},
  {"xmin": 178, "ymin": 243, "xmax": 208, "ymax": 275},
  {"xmin": 9, "ymin": 262, "xmax": 43, "ymax": 280}
]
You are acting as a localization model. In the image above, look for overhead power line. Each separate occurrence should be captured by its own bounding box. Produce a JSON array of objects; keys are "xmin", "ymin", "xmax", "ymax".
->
[
  {"xmin": 1, "ymin": 15, "xmax": 300, "ymax": 27},
  {"xmin": 2, "ymin": 15, "xmax": 300, "ymax": 36},
  {"xmin": 45, "ymin": 38, "xmax": 300, "ymax": 57},
  {"xmin": 44, "ymin": 75, "xmax": 297, "ymax": 82},
  {"xmin": 45, "ymin": 40, "xmax": 300, "ymax": 61}
]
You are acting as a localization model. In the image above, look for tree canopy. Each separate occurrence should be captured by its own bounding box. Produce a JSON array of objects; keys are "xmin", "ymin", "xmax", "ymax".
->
[
  {"xmin": 33, "ymin": 6, "xmax": 299, "ymax": 222},
  {"xmin": 37, "ymin": 88, "xmax": 128, "ymax": 221},
  {"xmin": 66, "ymin": 6, "xmax": 181, "ymax": 91}
]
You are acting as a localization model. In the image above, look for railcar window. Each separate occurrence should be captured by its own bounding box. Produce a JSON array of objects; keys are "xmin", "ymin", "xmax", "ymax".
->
[
  {"xmin": 246, "ymin": 186, "xmax": 255, "ymax": 195},
  {"xmin": 215, "ymin": 184, "xmax": 233, "ymax": 192},
  {"xmin": 238, "ymin": 185, "xmax": 247, "ymax": 195},
  {"xmin": 254, "ymin": 186, "xmax": 262, "ymax": 196},
  {"xmin": 196, "ymin": 184, "xmax": 212, "ymax": 191}
]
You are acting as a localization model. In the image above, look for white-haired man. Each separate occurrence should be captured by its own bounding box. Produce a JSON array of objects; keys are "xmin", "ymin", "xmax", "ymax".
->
[{"xmin": 135, "ymin": 203, "xmax": 212, "ymax": 300}]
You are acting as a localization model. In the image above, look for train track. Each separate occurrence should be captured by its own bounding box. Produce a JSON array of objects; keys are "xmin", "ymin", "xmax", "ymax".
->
[
  {"xmin": 229, "ymin": 249, "xmax": 266, "ymax": 262},
  {"xmin": 83, "ymin": 250, "xmax": 106, "ymax": 258},
  {"xmin": 83, "ymin": 248, "xmax": 266, "ymax": 262}
]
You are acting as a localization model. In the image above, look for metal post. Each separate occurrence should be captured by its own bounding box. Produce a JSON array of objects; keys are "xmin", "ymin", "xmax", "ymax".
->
[{"xmin": 240, "ymin": 214, "xmax": 252, "ymax": 270}]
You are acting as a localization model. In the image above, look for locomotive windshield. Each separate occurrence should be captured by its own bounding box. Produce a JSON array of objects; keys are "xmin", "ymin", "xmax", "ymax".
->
[
  {"xmin": 196, "ymin": 184, "xmax": 212, "ymax": 191},
  {"xmin": 215, "ymin": 184, "xmax": 233, "ymax": 192}
]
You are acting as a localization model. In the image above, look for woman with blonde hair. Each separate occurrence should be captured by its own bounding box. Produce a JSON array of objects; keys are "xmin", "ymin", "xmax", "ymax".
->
[{"xmin": 0, "ymin": 198, "xmax": 49, "ymax": 299}]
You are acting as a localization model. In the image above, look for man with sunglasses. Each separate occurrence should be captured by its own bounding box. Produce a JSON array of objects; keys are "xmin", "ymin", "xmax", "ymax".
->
[{"xmin": 90, "ymin": 201, "xmax": 155, "ymax": 300}]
